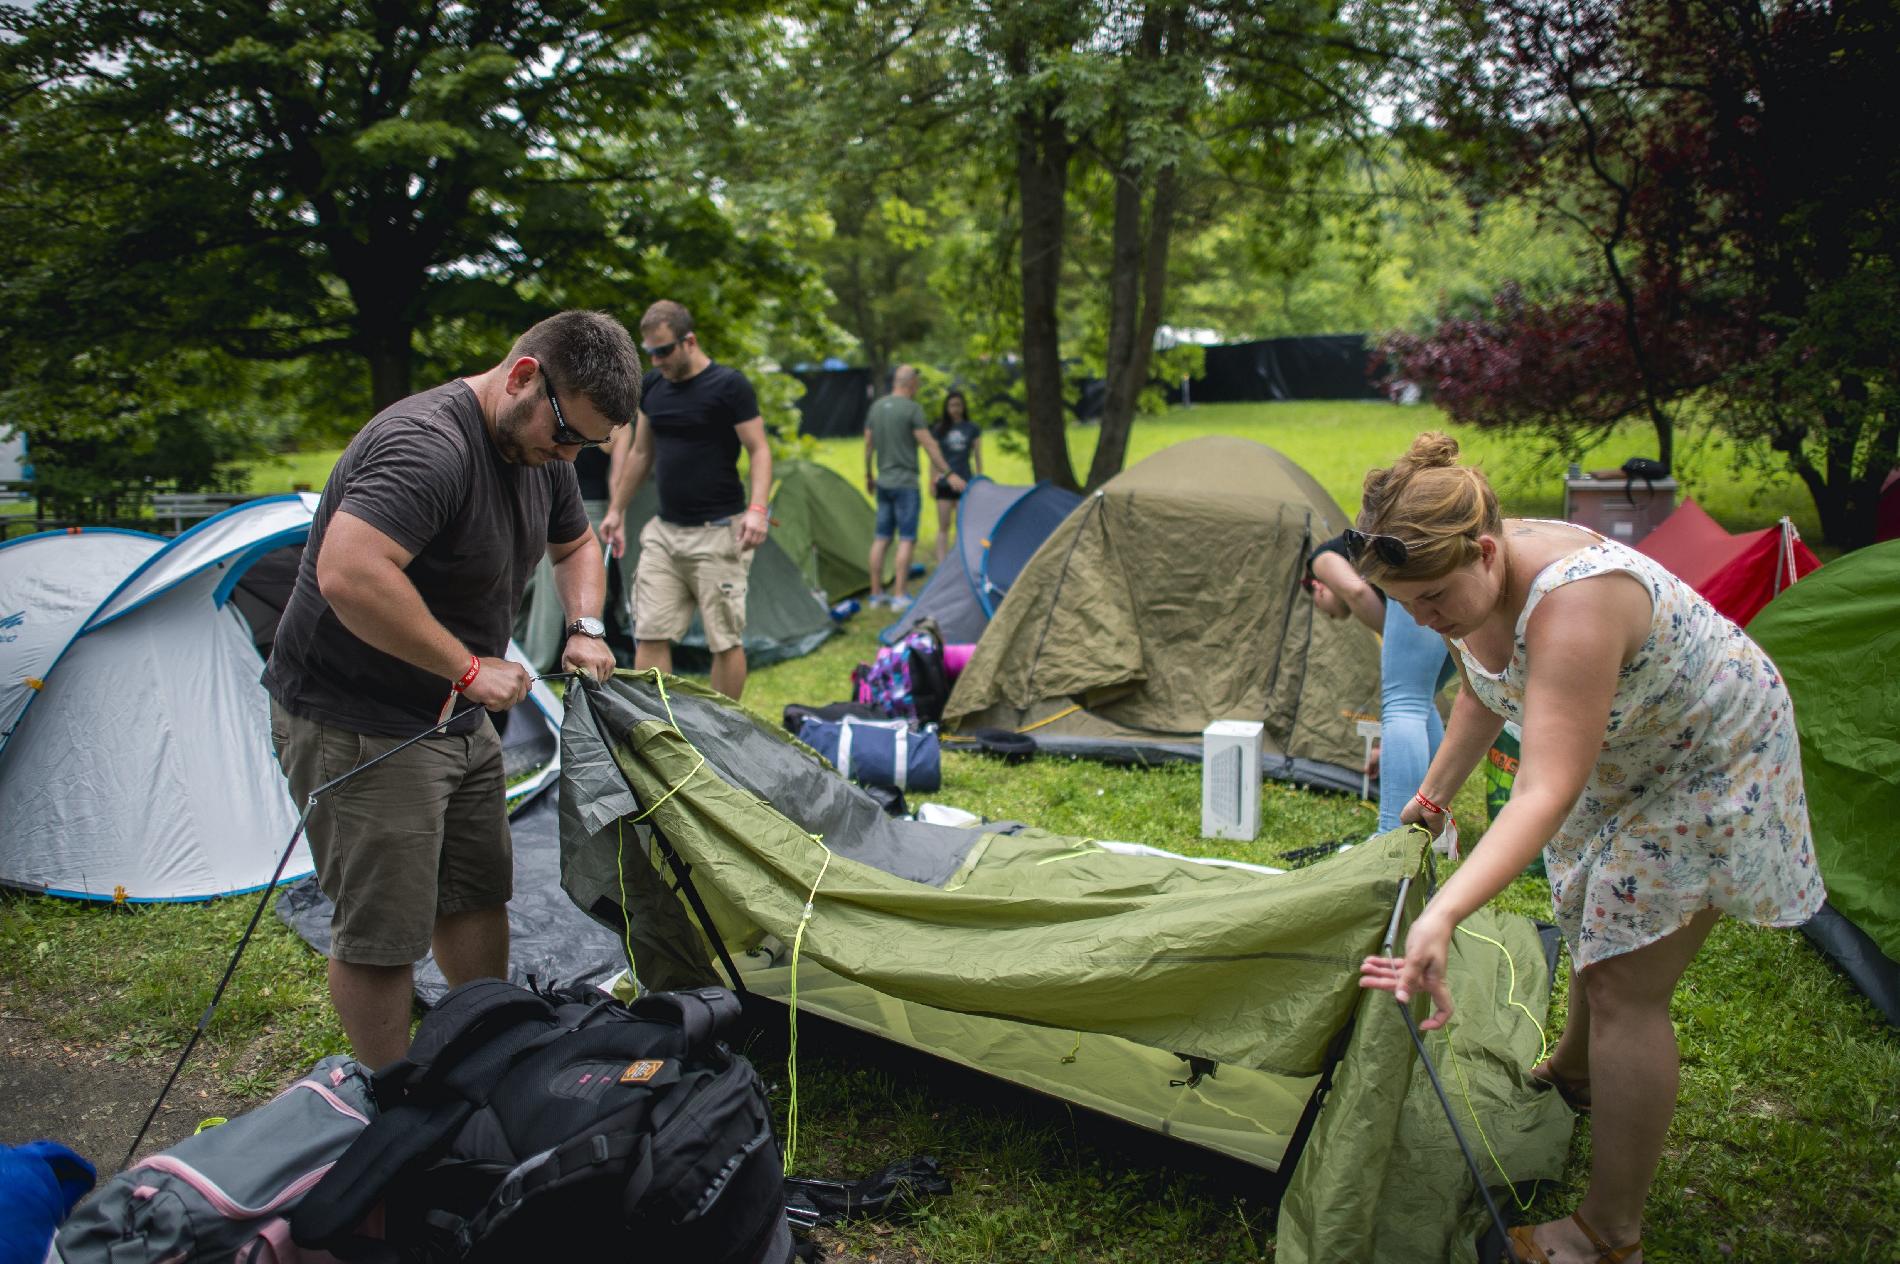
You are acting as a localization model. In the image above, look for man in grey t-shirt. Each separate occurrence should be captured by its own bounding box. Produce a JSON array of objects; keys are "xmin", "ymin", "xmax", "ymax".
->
[
  {"xmin": 864, "ymin": 365, "xmax": 960, "ymax": 609},
  {"xmin": 262, "ymin": 310, "xmax": 640, "ymax": 1068}
]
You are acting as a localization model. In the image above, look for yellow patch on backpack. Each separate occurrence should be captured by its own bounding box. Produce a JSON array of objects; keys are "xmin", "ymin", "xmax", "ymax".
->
[{"xmin": 619, "ymin": 1059, "xmax": 665, "ymax": 1085}]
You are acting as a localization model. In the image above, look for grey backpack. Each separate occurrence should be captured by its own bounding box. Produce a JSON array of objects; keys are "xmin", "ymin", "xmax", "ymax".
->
[{"xmin": 56, "ymin": 1055, "xmax": 378, "ymax": 1264}]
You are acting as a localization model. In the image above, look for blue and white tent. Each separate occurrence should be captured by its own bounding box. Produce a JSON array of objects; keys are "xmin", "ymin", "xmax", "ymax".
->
[
  {"xmin": 0, "ymin": 496, "xmax": 562, "ymax": 902},
  {"xmin": 879, "ymin": 479, "xmax": 1082, "ymax": 647}
]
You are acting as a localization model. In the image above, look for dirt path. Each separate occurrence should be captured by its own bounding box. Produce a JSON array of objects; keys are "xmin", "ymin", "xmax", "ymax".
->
[{"xmin": 0, "ymin": 1008, "xmax": 278, "ymax": 1176}]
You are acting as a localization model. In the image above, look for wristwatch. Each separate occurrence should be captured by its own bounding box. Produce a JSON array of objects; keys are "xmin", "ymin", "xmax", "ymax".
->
[{"xmin": 566, "ymin": 616, "xmax": 606, "ymax": 639}]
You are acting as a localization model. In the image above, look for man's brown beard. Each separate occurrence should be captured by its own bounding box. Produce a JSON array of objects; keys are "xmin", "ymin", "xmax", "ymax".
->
[{"xmin": 493, "ymin": 391, "xmax": 540, "ymax": 465}]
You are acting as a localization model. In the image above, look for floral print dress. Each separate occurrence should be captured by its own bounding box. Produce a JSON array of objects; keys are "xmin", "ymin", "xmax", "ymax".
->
[{"xmin": 1454, "ymin": 534, "xmax": 1825, "ymax": 966}]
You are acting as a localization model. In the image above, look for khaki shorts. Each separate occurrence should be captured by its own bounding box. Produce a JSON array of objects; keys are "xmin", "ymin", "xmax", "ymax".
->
[
  {"xmin": 632, "ymin": 516, "xmax": 754, "ymax": 653},
  {"xmin": 270, "ymin": 700, "xmax": 511, "ymax": 966}
]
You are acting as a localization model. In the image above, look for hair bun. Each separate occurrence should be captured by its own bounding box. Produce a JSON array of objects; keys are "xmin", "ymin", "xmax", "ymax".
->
[{"xmin": 1404, "ymin": 431, "xmax": 1460, "ymax": 470}]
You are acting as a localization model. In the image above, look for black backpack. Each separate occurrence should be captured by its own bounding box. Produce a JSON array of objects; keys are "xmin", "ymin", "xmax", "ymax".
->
[{"xmin": 290, "ymin": 979, "xmax": 792, "ymax": 1264}]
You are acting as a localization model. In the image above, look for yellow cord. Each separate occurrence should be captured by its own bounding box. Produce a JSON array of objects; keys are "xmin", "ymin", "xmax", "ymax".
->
[
  {"xmin": 782, "ymin": 834, "xmax": 833, "ymax": 1176},
  {"xmin": 1440, "ymin": 924, "xmax": 1553, "ymax": 1212},
  {"xmin": 626, "ymin": 669, "xmax": 706, "ymax": 825}
]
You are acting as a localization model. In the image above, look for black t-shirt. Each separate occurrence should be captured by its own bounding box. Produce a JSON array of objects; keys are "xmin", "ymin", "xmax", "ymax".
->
[
  {"xmin": 262, "ymin": 381, "xmax": 589, "ymax": 737},
  {"xmin": 574, "ymin": 446, "xmax": 611, "ymax": 502},
  {"xmin": 642, "ymin": 363, "xmax": 760, "ymax": 525},
  {"xmin": 936, "ymin": 421, "xmax": 980, "ymax": 480},
  {"xmin": 1308, "ymin": 532, "xmax": 1387, "ymax": 604}
]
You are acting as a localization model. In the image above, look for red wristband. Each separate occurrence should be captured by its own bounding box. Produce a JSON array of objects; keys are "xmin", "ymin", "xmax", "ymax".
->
[
  {"xmin": 748, "ymin": 503, "xmax": 767, "ymax": 514},
  {"xmin": 1414, "ymin": 790, "xmax": 1449, "ymax": 817},
  {"xmin": 453, "ymin": 655, "xmax": 480, "ymax": 693}
]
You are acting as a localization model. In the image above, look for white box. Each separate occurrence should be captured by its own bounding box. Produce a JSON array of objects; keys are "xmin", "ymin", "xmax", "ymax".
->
[{"xmin": 1202, "ymin": 720, "xmax": 1264, "ymax": 841}]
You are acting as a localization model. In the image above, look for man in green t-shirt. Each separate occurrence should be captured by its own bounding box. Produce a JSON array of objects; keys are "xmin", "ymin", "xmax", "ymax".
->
[{"xmin": 864, "ymin": 365, "xmax": 962, "ymax": 609}]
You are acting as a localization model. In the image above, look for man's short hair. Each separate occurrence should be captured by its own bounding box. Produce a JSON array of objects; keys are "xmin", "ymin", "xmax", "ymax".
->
[
  {"xmin": 640, "ymin": 300, "xmax": 695, "ymax": 341},
  {"xmin": 510, "ymin": 311, "xmax": 643, "ymax": 425}
]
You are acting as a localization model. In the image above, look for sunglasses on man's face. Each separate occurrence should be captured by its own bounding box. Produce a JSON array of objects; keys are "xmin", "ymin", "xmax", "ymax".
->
[
  {"xmin": 542, "ymin": 370, "xmax": 612, "ymax": 448},
  {"xmin": 1343, "ymin": 527, "xmax": 1411, "ymax": 568},
  {"xmin": 641, "ymin": 336, "xmax": 684, "ymax": 360}
]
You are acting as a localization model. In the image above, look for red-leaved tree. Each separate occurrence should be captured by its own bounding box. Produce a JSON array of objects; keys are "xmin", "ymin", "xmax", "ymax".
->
[{"xmin": 1384, "ymin": 0, "xmax": 1898, "ymax": 548}]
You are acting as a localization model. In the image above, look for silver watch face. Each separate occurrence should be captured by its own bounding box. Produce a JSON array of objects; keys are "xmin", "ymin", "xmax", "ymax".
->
[{"xmin": 569, "ymin": 616, "xmax": 606, "ymax": 638}]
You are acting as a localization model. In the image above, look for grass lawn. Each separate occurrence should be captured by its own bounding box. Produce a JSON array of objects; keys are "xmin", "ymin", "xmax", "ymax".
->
[{"xmin": 4, "ymin": 402, "xmax": 1893, "ymax": 1260}]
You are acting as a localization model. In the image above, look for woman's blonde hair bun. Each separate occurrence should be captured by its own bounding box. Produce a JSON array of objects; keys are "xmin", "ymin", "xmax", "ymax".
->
[{"xmin": 1355, "ymin": 431, "xmax": 1499, "ymax": 584}]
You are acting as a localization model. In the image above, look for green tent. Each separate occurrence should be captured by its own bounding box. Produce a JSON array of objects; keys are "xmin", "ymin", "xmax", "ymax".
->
[
  {"xmin": 945, "ymin": 436, "xmax": 1382, "ymax": 794},
  {"xmin": 1748, "ymin": 540, "xmax": 1900, "ymax": 1023},
  {"xmin": 559, "ymin": 673, "xmax": 1573, "ymax": 1262},
  {"xmin": 518, "ymin": 480, "xmax": 835, "ymax": 671},
  {"xmin": 769, "ymin": 458, "xmax": 890, "ymax": 601}
]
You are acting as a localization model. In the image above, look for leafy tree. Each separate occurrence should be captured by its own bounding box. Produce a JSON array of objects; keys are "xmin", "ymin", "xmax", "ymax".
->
[{"xmin": 1389, "ymin": 0, "xmax": 1898, "ymax": 547}]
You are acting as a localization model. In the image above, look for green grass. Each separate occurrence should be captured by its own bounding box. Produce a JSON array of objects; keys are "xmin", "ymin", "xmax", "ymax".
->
[{"xmin": 5, "ymin": 402, "xmax": 1892, "ymax": 1260}]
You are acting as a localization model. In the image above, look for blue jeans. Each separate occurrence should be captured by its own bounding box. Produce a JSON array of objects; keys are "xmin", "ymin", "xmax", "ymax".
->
[
  {"xmin": 1378, "ymin": 600, "xmax": 1448, "ymax": 832},
  {"xmin": 874, "ymin": 486, "xmax": 921, "ymax": 541}
]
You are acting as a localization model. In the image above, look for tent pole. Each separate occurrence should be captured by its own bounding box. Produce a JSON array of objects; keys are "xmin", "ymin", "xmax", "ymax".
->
[
  {"xmin": 1380, "ymin": 872, "xmax": 1515, "ymax": 1247},
  {"xmin": 649, "ymin": 822, "xmax": 751, "ymax": 997}
]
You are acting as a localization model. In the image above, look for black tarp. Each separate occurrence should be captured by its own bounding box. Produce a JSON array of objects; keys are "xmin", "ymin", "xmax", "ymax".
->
[
  {"xmin": 1178, "ymin": 336, "xmax": 1381, "ymax": 404},
  {"xmin": 794, "ymin": 368, "xmax": 874, "ymax": 438}
]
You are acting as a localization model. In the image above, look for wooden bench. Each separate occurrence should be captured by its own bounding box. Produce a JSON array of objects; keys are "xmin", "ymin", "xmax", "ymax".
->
[{"xmin": 150, "ymin": 492, "xmax": 258, "ymax": 535}]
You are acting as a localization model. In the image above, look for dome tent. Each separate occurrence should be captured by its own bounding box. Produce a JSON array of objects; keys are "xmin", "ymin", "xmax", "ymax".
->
[
  {"xmin": 0, "ymin": 496, "xmax": 563, "ymax": 902},
  {"xmin": 768, "ymin": 458, "xmax": 889, "ymax": 601},
  {"xmin": 878, "ymin": 478, "xmax": 1083, "ymax": 647},
  {"xmin": 945, "ymin": 436, "xmax": 1382, "ymax": 794},
  {"xmin": 1748, "ymin": 540, "xmax": 1900, "ymax": 1025}
]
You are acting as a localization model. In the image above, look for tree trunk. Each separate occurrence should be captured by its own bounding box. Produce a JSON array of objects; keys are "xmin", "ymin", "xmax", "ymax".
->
[
  {"xmin": 1012, "ymin": 47, "xmax": 1078, "ymax": 492},
  {"xmin": 1088, "ymin": 163, "xmax": 1177, "ymax": 491},
  {"xmin": 366, "ymin": 335, "xmax": 415, "ymax": 411}
]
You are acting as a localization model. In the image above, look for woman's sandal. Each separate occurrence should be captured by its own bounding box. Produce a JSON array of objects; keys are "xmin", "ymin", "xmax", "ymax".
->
[
  {"xmin": 1531, "ymin": 1061, "xmax": 1592, "ymax": 1114},
  {"xmin": 1506, "ymin": 1211, "xmax": 1641, "ymax": 1263}
]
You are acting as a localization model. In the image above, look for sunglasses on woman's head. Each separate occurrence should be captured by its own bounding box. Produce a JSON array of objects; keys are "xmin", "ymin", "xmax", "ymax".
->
[{"xmin": 1343, "ymin": 527, "xmax": 1410, "ymax": 568}]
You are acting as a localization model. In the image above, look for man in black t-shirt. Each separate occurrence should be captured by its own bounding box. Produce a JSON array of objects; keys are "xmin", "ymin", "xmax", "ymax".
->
[
  {"xmin": 263, "ymin": 310, "xmax": 640, "ymax": 1068},
  {"xmin": 601, "ymin": 300, "xmax": 772, "ymax": 700}
]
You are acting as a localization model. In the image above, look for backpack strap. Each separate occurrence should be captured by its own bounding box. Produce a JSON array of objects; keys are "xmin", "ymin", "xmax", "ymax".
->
[
  {"xmin": 627, "ymin": 987, "xmax": 740, "ymax": 1054},
  {"xmin": 291, "ymin": 984, "xmax": 561, "ymax": 1251},
  {"xmin": 452, "ymin": 1100, "xmax": 661, "ymax": 1251}
]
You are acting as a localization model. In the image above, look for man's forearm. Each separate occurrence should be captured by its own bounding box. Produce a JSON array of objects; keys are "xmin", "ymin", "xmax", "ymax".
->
[
  {"xmin": 551, "ymin": 536, "xmax": 605, "ymax": 624},
  {"xmin": 746, "ymin": 443, "xmax": 773, "ymax": 510},
  {"xmin": 608, "ymin": 448, "xmax": 651, "ymax": 516},
  {"xmin": 323, "ymin": 557, "xmax": 473, "ymax": 681}
]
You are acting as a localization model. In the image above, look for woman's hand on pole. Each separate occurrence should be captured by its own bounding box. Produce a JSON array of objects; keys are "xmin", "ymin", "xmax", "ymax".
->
[{"xmin": 1361, "ymin": 910, "xmax": 1456, "ymax": 1030}]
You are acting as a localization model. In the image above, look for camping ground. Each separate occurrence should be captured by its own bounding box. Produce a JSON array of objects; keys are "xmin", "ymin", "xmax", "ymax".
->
[{"xmin": 2, "ymin": 403, "xmax": 1895, "ymax": 1261}]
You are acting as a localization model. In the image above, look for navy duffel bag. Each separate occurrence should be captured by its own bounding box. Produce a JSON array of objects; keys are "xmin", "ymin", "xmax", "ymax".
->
[{"xmin": 797, "ymin": 716, "xmax": 941, "ymax": 793}]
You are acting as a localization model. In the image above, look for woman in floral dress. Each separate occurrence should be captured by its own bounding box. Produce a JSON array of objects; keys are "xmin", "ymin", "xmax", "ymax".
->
[{"xmin": 1354, "ymin": 434, "xmax": 1824, "ymax": 1264}]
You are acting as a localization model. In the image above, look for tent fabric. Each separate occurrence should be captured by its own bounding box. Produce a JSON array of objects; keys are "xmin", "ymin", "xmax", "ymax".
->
[
  {"xmin": 793, "ymin": 368, "xmax": 874, "ymax": 438},
  {"xmin": 1177, "ymin": 336, "xmax": 1381, "ymax": 404},
  {"xmin": 1747, "ymin": 540, "xmax": 1900, "ymax": 1021},
  {"xmin": 945, "ymin": 438, "xmax": 1381, "ymax": 794},
  {"xmin": 1634, "ymin": 497, "xmax": 1820, "ymax": 627},
  {"xmin": 878, "ymin": 478, "xmax": 1030, "ymax": 646},
  {"xmin": 609, "ymin": 479, "xmax": 834, "ymax": 670},
  {"xmin": 768, "ymin": 459, "xmax": 889, "ymax": 602},
  {"xmin": 556, "ymin": 672, "xmax": 1571, "ymax": 1263},
  {"xmin": 0, "ymin": 497, "xmax": 563, "ymax": 902},
  {"xmin": 976, "ymin": 482, "xmax": 1085, "ymax": 616}
]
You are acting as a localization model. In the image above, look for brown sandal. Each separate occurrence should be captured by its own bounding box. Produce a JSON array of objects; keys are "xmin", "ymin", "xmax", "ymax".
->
[
  {"xmin": 1506, "ymin": 1212, "xmax": 1641, "ymax": 1263},
  {"xmin": 1531, "ymin": 1061, "xmax": 1592, "ymax": 1114}
]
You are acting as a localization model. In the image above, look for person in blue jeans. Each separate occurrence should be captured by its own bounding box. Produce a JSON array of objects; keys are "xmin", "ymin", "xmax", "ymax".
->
[
  {"xmin": 865, "ymin": 365, "xmax": 962, "ymax": 610},
  {"xmin": 1307, "ymin": 532, "xmax": 1448, "ymax": 831}
]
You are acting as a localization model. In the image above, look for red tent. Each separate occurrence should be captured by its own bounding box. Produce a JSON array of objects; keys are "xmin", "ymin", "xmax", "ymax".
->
[{"xmin": 1635, "ymin": 498, "xmax": 1820, "ymax": 626}]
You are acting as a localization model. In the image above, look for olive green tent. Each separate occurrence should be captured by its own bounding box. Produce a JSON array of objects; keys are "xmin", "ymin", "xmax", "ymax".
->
[
  {"xmin": 558, "ymin": 673, "xmax": 1572, "ymax": 1262},
  {"xmin": 769, "ymin": 458, "xmax": 890, "ymax": 601},
  {"xmin": 1748, "ymin": 540, "xmax": 1900, "ymax": 1025},
  {"xmin": 945, "ymin": 436, "xmax": 1382, "ymax": 794},
  {"xmin": 518, "ymin": 479, "xmax": 834, "ymax": 671}
]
